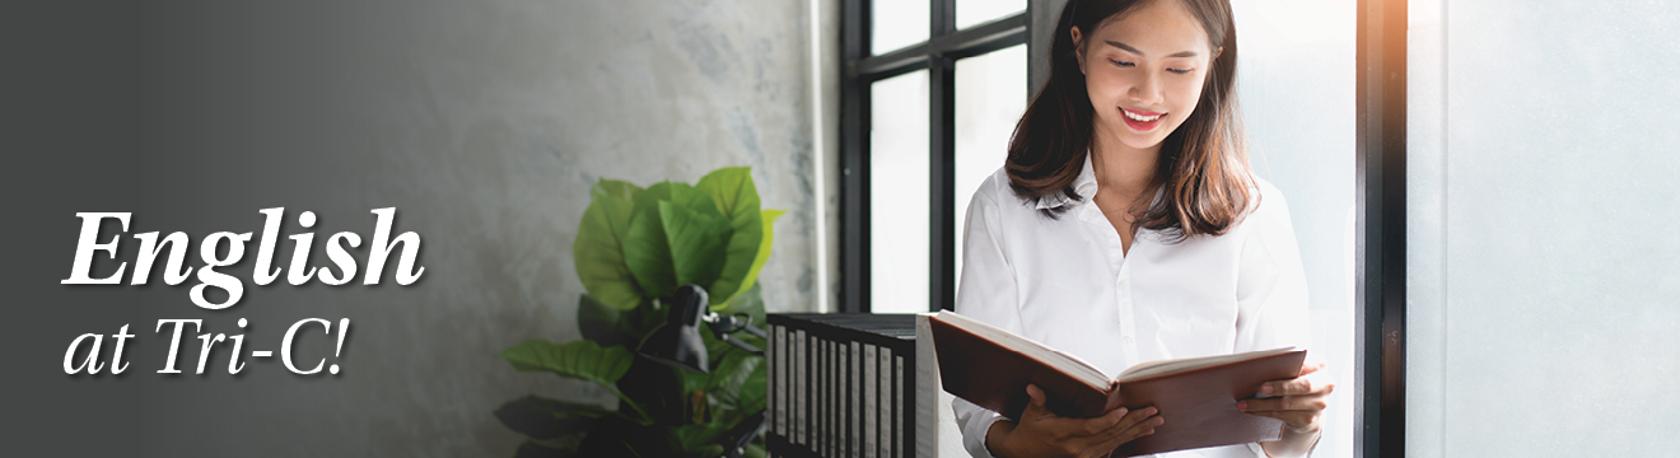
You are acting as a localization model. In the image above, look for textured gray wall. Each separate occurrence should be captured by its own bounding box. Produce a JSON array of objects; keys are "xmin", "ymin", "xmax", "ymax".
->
[{"xmin": 3, "ymin": 0, "xmax": 831, "ymax": 456}]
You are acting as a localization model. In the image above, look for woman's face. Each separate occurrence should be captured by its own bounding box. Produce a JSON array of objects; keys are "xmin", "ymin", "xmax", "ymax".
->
[{"xmin": 1074, "ymin": 0, "xmax": 1215, "ymax": 151}]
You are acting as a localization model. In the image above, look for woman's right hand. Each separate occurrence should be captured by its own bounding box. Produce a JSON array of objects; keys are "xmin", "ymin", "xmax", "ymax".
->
[{"xmin": 985, "ymin": 384, "xmax": 1164, "ymax": 458}]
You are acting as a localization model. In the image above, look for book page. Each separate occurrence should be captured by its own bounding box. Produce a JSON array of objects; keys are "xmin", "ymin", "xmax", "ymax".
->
[{"xmin": 1115, "ymin": 346, "xmax": 1299, "ymax": 382}]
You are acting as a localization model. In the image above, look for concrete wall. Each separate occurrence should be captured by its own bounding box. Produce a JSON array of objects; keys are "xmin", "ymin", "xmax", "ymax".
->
[{"xmin": 5, "ymin": 1, "xmax": 833, "ymax": 456}]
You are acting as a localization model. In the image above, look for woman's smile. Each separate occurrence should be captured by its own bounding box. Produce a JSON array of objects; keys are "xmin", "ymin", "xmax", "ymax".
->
[{"xmin": 1121, "ymin": 106, "xmax": 1165, "ymax": 132}]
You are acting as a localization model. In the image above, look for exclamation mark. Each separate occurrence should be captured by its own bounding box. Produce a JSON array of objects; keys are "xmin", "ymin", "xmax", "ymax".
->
[{"xmin": 328, "ymin": 318, "xmax": 350, "ymax": 375}]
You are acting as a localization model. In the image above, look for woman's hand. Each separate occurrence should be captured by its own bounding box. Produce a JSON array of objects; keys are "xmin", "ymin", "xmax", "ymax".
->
[
  {"xmin": 986, "ymin": 384, "xmax": 1163, "ymax": 458},
  {"xmin": 1238, "ymin": 361, "xmax": 1334, "ymax": 434}
]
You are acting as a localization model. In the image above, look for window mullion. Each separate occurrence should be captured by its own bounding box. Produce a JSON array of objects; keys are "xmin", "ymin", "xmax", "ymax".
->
[
  {"xmin": 841, "ymin": 0, "xmax": 871, "ymax": 313},
  {"xmin": 928, "ymin": 53, "xmax": 956, "ymax": 312}
]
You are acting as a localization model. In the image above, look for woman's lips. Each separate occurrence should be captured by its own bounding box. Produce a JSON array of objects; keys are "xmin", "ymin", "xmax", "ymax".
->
[{"xmin": 1121, "ymin": 107, "xmax": 1164, "ymax": 132}]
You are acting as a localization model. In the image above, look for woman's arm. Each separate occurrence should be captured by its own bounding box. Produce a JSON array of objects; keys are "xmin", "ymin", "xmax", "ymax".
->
[
  {"xmin": 950, "ymin": 190, "xmax": 1024, "ymax": 458},
  {"xmin": 1244, "ymin": 362, "xmax": 1332, "ymax": 457},
  {"xmin": 1232, "ymin": 186, "xmax": 1328, "ymax": 457}
]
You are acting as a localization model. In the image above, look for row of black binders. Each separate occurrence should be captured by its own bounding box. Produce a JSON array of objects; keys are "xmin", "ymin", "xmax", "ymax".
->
[{"xmin": 765, "ymin": 313, "xmax": 919, "ymax": 458}]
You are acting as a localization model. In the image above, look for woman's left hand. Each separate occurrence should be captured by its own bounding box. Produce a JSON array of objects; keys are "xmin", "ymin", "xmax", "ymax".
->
[{"xmin": 1237, "ymin": 361, "xmax": 1333, "ymax": 434}]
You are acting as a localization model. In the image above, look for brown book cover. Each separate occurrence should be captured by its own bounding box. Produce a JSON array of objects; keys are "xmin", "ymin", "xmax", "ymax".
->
[{"xmin": 928, "ymin": 311, "xmax": 1307, "ymax": 457}]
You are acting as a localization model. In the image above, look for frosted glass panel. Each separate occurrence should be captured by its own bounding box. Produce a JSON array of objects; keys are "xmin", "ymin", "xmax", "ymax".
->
[
  {"xmin": 870, "ymin": 71, "xmax": 931, "ymax": 313},
  {"xmin": 1407, "ymin": 1, "xmax": 1680, "ymax": 456},
  {"xmin": 956, "ymin": 0, "xmax": 1025, "ymax": 29},
  {"xmin": 1230, "ymin": 0, "xmax": 1357, "ymax": 455},
  {"xmin": 871, "ymin": 0, "xmax": 929, "ymax": 55},
  {"xmin": 953, "ymin": 45, "xmax": 1025, "ymax": 289}
]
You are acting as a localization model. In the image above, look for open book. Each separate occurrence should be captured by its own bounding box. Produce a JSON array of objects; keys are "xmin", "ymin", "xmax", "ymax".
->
[{"xmin": 927, "ymin": 311, "xmax": 1306, "ymax": 457}]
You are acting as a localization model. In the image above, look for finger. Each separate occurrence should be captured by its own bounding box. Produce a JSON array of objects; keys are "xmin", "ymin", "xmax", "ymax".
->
[
  {"xmin": 1090, "ymin": 410, "xmax": 1165, "ymax": 451},
  {"xmin": 1239, "ymin": 390, "xmax": 1332, "ymax": 413},
  {"xmin": 1242, "ymin": 410, "xmax": 1320, "ymax": 432},
  {"xmin": 1024, "ymin": 384, "xmax": 1048, "ymax": 414},
  {"xmin": 1073, "ymin": 406, "xmax": 1130, "ymax": 435},
  {"xmin": 1109, "ymin": 406, "xmax": 1157, "ymax": 435},
  {"xmin": 1082, "ymin": 406, "xmax": 1157, "ymax": 445},
  {"xmin": 1298, "ymin": 361, "xmax": 1326, "ymax": 377},
  {"xmin": 1260, "ymin": 378, "xmax": 1333, "ymax": 398}
]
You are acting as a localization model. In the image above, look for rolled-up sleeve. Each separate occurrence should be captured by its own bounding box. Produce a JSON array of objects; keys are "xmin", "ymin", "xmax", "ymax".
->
[
  {"xmin": 1233, "ymin": 190, "xmax": 1317, "ymax": 457},
  {"xmin": 951, "ymin": 191, "xmax": 1023, "ymax": 458}
]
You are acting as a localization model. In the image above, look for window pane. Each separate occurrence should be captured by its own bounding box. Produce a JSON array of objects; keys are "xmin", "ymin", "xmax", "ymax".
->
[
  {"xmin": 956, "ymin": 0, "xmax": 1025, "ymax": 30},
  {"xmin": 1407, "ymin": 1, "xmax": 1680, "ymax": 456},
  {"xmin": 1230, "ymin": 0, "xmax": 1356, "ymax": 455},
  {"xmin": 869, "ymin": 70, "xmax": 930, "ymax": 313},
  {"xmin": 953, "ymin": 45, "xmax": 1026, "ymax": 290},
  {"xmin": 871, "ymin": 0, "xmax": 929, "ymax": 55}
]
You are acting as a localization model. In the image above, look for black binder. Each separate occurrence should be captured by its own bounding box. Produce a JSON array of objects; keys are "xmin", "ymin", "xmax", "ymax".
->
[{"xmin": 766, "ymin": 313, "xmax": 917, "ymax": 458}]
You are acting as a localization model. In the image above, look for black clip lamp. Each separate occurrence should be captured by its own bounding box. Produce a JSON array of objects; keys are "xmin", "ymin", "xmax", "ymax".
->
[
  {"xmin": 637, "ymin": 284, "xmax": 771, "ymax": 458},
  {"xmin": 639, "ymin": 284, "xmax": 768, "ymax": 374}
]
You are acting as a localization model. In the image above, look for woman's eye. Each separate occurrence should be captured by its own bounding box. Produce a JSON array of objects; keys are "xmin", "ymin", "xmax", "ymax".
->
[
  {"xmin": 1108, "ymin": 58, "xmax": 1136, "ymax": 68},
  {"xmin": 1167, "ymin": 67, "xmax": 1193, "ymax": 75}
]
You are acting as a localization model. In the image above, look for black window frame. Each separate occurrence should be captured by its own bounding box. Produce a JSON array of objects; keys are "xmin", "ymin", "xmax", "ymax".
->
[
  {"xmin": 838, "ymin": 0, "xmax": 1407, "ymax": 454},
  {"xmin": 838, "ymin": 0, "xmax": 1030, "ymax": 315}
]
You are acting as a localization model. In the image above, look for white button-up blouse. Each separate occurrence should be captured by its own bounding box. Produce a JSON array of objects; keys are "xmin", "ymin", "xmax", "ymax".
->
[{"xmin": 951, "ymin": 154, "xmax": 1314, "ymax": 458}]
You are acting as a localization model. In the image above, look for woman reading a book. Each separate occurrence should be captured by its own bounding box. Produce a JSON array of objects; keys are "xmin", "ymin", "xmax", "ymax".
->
[{"xmin": 952, "ymin": 0, "xmax": 1332, "ymax": 457}]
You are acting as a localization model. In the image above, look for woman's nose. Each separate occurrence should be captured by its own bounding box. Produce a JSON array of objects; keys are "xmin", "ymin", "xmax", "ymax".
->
[{"xmin": 1129, "ymin": 73, "xmax": 1164, "ymax": 106}]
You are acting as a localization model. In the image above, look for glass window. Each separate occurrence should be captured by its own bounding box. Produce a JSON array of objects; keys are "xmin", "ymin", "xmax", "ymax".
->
[
  {"xmin": 871, "ymin": 0, "xmax": 929, "ymax": 55},
  {"xmin": 956, "ymin": 0, "xmax": 1025, "ymax": 30},
  {"xmin": 868, "ymin": 70, "xmax": 931, "ymax": 314},
  {"xmin": 843, "ymin": 0, "xmax": 1027, "ymax": 316},
  {"xmin": 952, "ymin": 44, "xmax": 1026, "ymax": 288},
  {"xmin": 1406, "ymin": 0, "xmax": 1680, "ymax": 455},
  {"xmin": 1231, "ymin": 0, "xmax": 1356, "ymax": 455}
]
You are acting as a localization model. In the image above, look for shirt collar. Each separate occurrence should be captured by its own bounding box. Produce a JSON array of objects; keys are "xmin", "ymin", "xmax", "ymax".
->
[
  {"xmin": 1034, "ymin": 149, "xmax": 1168, "ymax": 212},
  {"xmin": 1034, "ymin": 149, "xmax": 1101, "ymax": 210}
]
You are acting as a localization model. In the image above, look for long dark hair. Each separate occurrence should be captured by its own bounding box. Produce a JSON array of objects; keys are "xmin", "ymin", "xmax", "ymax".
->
[{"xmin": 1005, "ymin": 0, "xmax": 1254, "ymax": 240}]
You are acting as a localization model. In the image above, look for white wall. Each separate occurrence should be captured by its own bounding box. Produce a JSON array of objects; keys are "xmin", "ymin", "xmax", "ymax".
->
[{"xmin": 1407, "ymin": 0, "xmax": 1680, "ymax": 455}]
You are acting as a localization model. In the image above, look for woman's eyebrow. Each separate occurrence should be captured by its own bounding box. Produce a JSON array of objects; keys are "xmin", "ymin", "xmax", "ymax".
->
[{"xmin": 1103, "ymin": 39, "xmax": 1199, "ymax": 58}]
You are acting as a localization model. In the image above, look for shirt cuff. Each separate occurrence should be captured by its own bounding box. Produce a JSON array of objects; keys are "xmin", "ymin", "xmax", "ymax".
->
[
  {"xmin": 961, "ymin": 409, "xmax": 1007, "ymax": 458},
  {"xmin": 1247, "ymin": 430, "xmax": 1322, "ymax": 458}
]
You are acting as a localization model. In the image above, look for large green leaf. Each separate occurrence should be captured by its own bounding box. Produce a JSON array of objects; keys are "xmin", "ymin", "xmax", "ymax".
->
[
  {"xmin": 514, "ymin": 440, "xmax": 578, "ymax": 458},
  {"xmin": 494, "ymin": 395, "xmax": 605, "ymax": 446},
  {"xmin": 724, "ymin": 209, "xmax": 783, "ymax": 309},
  {"xmin": 622, "ymin": 182, "xmax": 681, "ymax": 300},
  {"xmin": 735, "ymin": 356, "xmax": 768, "ymax": 416},
  {"xmin": 706, "ymin": 351, "xmax": 763, "ymax": 407},
  {"xmin": 500, "ymin": 340, "xmax": 647, "ymax": 421},
  {"xmin": 576, "ymin": 294, "xmax": 665, "ymax": 350},
  {"xmin": 623, "ymin": 182, "xmax": 724, "ymax": 300},
  {"xmin": 697, "ymin": 167, "xmax": 762, "ymax": 306},
  {"xmin": 671, "ymin": 422, "xmax": 730, "ymax": 457},
  {"xmin": 576, "ymin": 294, "xmax": 637, "ymax": 348},
  {"xmin": 573, "ymin": 180, "xmax": 644, "ymax": 311},
  {"xmin": 742, "ymin": 442, "xmax": 768, "ymax": 458},
  {"xmin": 658, "ymin": 200, "xmax": 731, "ymax": 292}
]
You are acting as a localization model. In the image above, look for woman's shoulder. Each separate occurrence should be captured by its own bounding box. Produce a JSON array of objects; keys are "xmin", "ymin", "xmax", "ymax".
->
[
  {"xmin": 969, "ymin": 166, "xmax": 1039, "ymax": 216},
  {"xmin": 1248, "ymin": 176, "xmax": 1291, "ymax": 217},
  {"xmin": 1235, "ymin": 175, "xmax": 1296, "ymax": 236}
]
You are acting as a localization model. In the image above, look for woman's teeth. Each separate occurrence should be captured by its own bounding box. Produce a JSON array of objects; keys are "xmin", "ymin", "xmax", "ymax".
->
[{"xmin": 1123, "ymin": 108, "xmax": 1162, "ymax": 122}]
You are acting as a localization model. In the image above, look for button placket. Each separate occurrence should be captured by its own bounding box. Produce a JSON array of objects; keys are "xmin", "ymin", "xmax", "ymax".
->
[
  {"xmin": 1115, "ymin": 259, "xmax": 1140, "ymax": 364},
  {"xmin": 1078, "ymin": 200, "xmax": 1142, "ymax": 364}
]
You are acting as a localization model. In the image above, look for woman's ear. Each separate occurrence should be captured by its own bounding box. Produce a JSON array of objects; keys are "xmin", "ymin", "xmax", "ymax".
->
[
  {"xmin": 1214, "ymin": 46, "xmax": 1225, "ymax": 59},
  {"xmin": 1070, "ymin": 26, "xmax": 1087, "ymax": 72}
]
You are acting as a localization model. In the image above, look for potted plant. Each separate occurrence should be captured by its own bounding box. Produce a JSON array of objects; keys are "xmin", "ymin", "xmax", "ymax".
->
[{"xmin": 495, "ymin": 166, "xmax": 781, "ymax": 457}]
